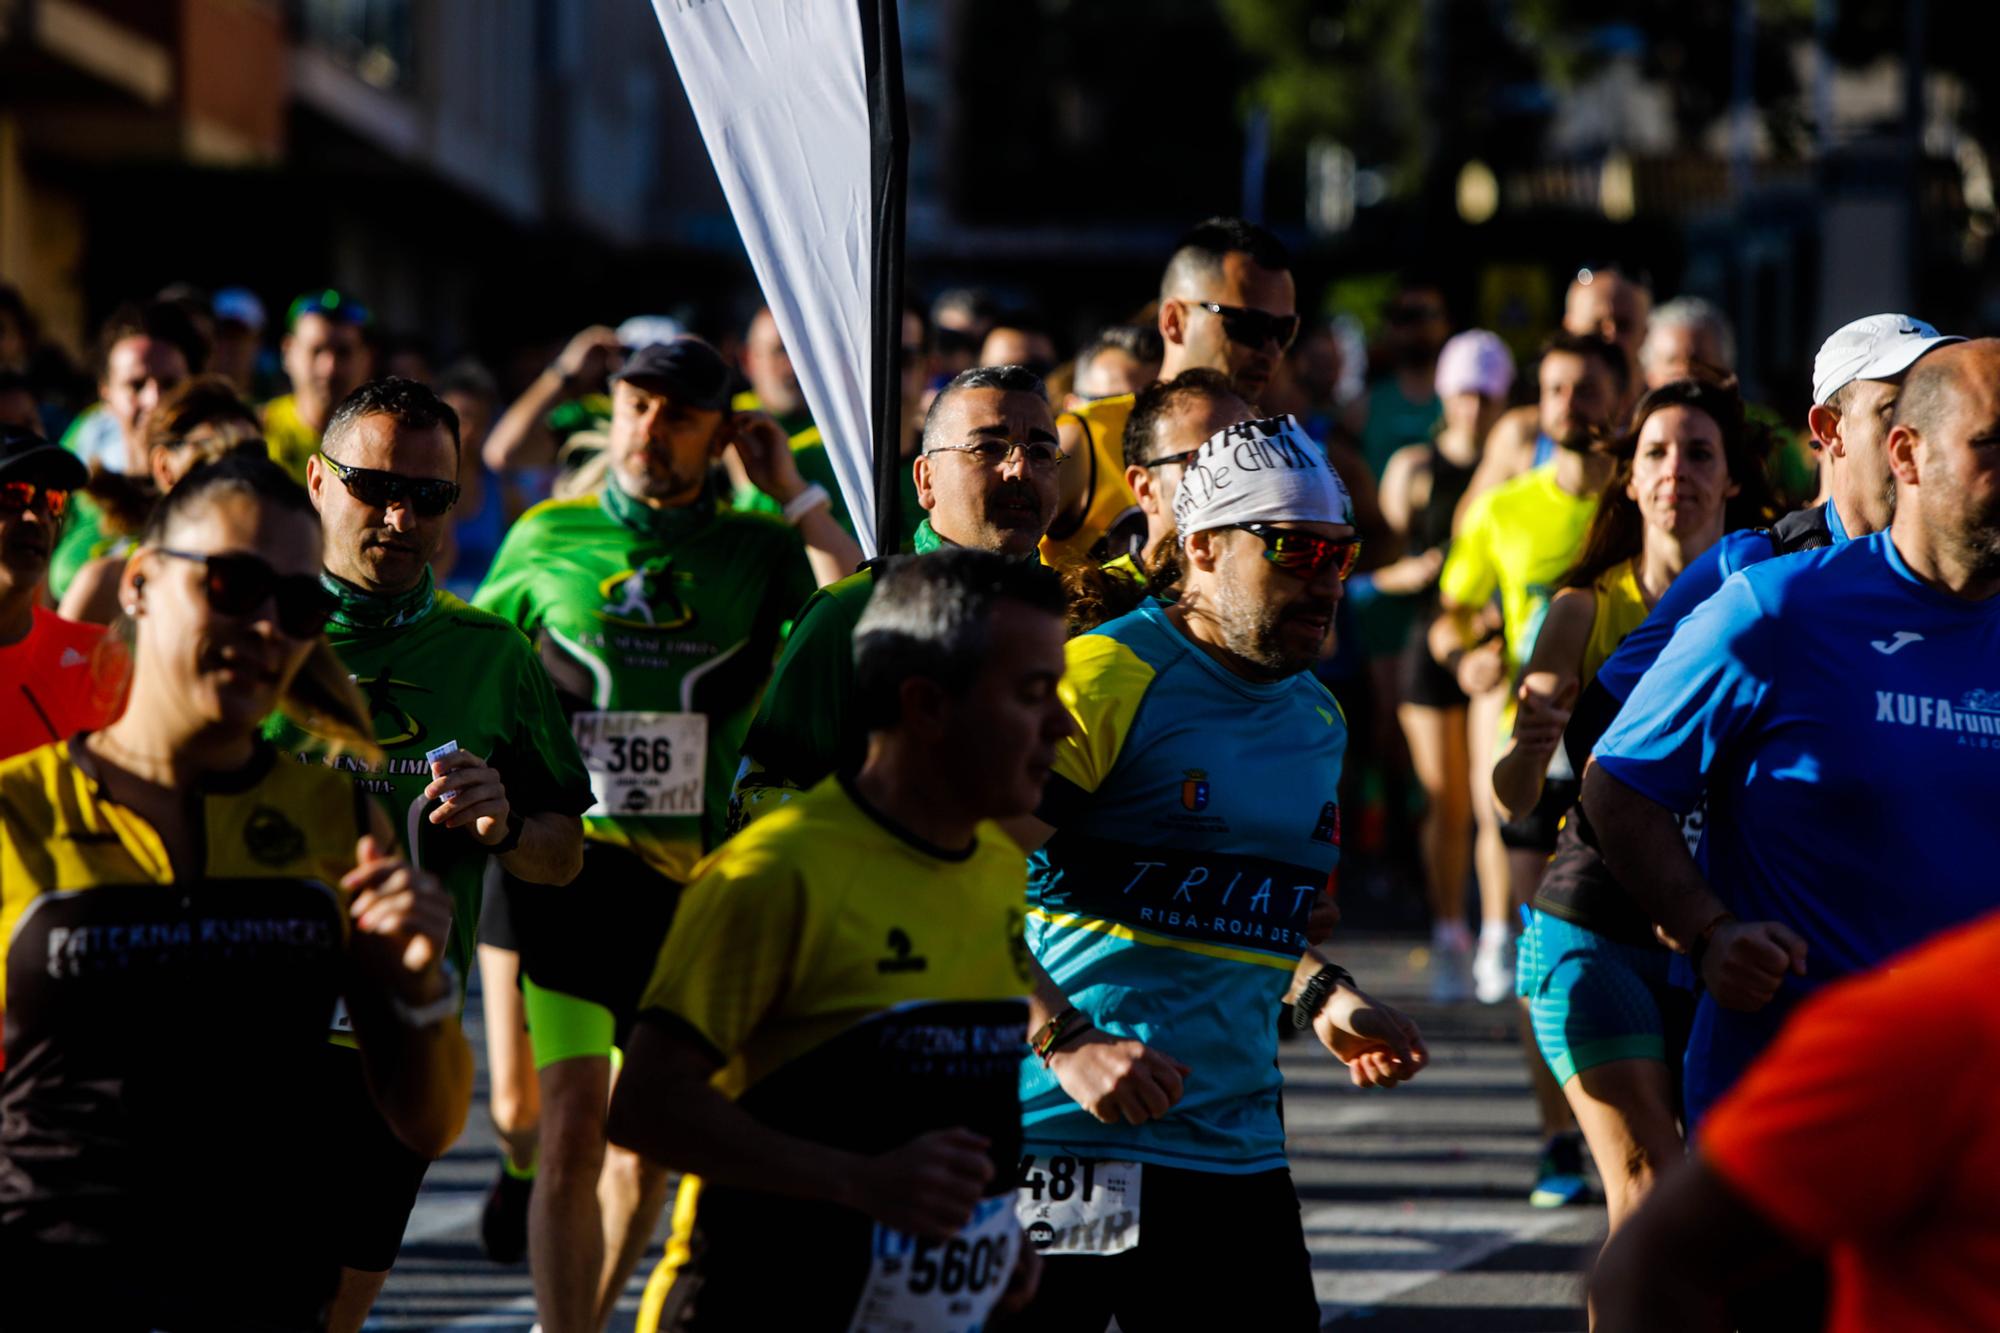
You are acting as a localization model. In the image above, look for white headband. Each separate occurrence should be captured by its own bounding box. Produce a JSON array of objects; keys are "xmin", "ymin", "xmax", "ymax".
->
[{"xmin": 1172, "ymin": 414, "xmax": 1353, "ymax": 539}]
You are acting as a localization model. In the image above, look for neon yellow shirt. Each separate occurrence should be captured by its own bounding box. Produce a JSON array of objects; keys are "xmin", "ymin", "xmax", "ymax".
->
[
  {"xmin": 1438, "ymin": 463, "xmax": 1597, "ymax": 681},
  {"xmin": 259, "ymin": 395, "xmax": 320, "ymax": 485}
]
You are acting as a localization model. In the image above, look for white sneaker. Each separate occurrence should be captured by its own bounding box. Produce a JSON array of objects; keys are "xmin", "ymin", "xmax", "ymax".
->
[
  {"xmin": 1429, "ymin": 926, "xmax": 1474, "ymax": 1003},
  {"xmin": 1473, "ymin": 930, "xmax": 1515, "ymax": 1005}
]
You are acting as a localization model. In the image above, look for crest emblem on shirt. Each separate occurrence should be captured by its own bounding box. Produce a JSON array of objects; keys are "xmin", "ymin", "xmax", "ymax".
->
[
  {"xmin": 1180, "ymin": 769, "xmax": 1211, "ymax": 812},
  {"xmin": 354, "ymin": 675, "xmax": 431, "ymax": 749},
  {"xmin": 596, "ymin": 559, "xmax": 696, "ymax": 631},
  {"xmin": 1310, "ymin": 801, "xmax": 1341, "ymax": 846},
  {"xmin": 244, "ymin": 805, "xmax": 307, "ymax": 867}
]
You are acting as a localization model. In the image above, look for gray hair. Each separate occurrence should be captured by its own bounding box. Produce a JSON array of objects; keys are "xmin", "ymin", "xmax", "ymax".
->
[
  {"xmin": 852, "ymin": 549, "xmax": 1066, "ymax": 733},
  {"xmin": 1644, "ymin": 296, "xmax": 1736, "ymax": 373},
  {"xmin": 919, "ymin": 363, "xmax": 1048, "ymax": 452}
]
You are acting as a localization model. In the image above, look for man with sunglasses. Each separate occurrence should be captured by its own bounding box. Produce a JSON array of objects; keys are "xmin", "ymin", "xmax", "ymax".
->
[
  {"xmin": 0, "ymin": 426, "xmax": 125, "ymax": 762},
  {"xmin": 1042, "ymin": 217, "xmax": 1298, "ymax": 568},
  {"xmin": 731, "ymin": 363, "xmax": 1061, "ymax": 829},
  {"xmin": 1008, "ymin": 414, "xmax": 1426, "ymax": 1332},
  {"xmin": 270, "ymin": 377, "xmax": 594, "ymax": 1332},
  {"xmin": 473, "ymin": 337, "xmax": 817, "ymax": 1333},
  {"xmin": 262, "ymin": 289, "xmax": 376, "ymax": 485}
]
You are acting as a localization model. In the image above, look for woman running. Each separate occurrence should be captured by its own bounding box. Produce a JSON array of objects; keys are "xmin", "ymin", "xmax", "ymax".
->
[
  {"xmin": 1491, "ymin": 378, "xmax": 1773, "ymax": 1271},
  {"xmin": 0, "ymin": 452, "xmax": 473, "ymax": 1330}
]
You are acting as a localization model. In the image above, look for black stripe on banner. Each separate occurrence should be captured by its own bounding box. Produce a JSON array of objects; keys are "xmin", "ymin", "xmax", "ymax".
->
[{"xmin": 858, "ymin": 0, "xmax": 909, "ymax": 557}]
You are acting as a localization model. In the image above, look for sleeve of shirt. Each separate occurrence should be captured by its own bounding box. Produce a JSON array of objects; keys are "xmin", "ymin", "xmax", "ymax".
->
[
  {"xmin": 763, "ymin": 530, "xmax": 818, "ymax": 641},
  {"xmin": 1700, "ymin": 925, "xmax": 1986, "ymax": 1249},
  {"xmin": 736, "ymin": 583, "xmax": 857, "ymax": 794},
  {"xmin": 470, "ymin": 513, "xmax": 544, "ymax": 634},
  {"xmin": 1038, "ymin": 633, "xmax": 1155, "ymax": 828},
  {"xmin": 634, "ymin": 836, "xmax": 807, "ymax": 1065},
  {"xmin": 1590, "ymin": 571, "xmax": 1775, "ymax": 816},
  {"xmin": 1436, "ymin": 492, "xmax": 1497, "ymax": 610},
  {"xmin": 493, "ymin": 633, "xmax": 596, "ymax": 819},
  {"xmin": 1595, "ymin": 529, "xmax": 1773, "ymax": 706}
]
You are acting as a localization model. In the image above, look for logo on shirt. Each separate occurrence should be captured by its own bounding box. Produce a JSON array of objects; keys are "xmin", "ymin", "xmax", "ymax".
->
[
  {"xmin": 1870, "ymin": 630, "xmax": 1925, "ymax": 656},
  {"xmin": 244, "ymin": 806, "xmax": 307, "ymax": 867},
  {"xmin": 1180, "ymin": 769, "xmax": 1211, "ymax": 812},
  {"xmin": 596, "ymin": 559, "xmax": 695, "ymax": 631},
  {"xmin": 1874, "ymin": 687, "xmax": 2000, "ymax": 749},
  {"xmin": 876, "ymin": 928, "xmax": 928, "ymax": 974},
  {"xmin": 1309, "ymin": 801, "xmax": 1341, "ymax": 846},
  {"xmin": 58, "ymin": 647, "xmax": 88, "ymax": 668},
  {"xmin": 352, "ymin": 675, "xmax": 432, "ymax": 749}
]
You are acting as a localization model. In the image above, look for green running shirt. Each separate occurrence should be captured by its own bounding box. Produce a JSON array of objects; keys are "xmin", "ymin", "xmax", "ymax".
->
[{"xmin": 474, "ymin": 484, "xmax": 815, "ymax": 880}]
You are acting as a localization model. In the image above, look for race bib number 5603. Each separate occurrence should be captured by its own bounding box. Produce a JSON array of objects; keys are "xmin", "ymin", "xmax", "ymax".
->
[
  {"xmin": 570, "ymin": 711, "xmax": 706, "ymax": 819},
  {"xmin": 848, "ymin": 1194, "xmax": 1017, "ymax": 1333}
]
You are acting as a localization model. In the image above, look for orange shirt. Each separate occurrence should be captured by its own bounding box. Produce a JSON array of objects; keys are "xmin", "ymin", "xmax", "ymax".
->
[
  {"xmin": 0, "ymin": 606, "xmax": 127, "ymax": 762},
  {"xmin": 1703, "ymin": 911, "xmax": 2000, "ymax": 1333}
]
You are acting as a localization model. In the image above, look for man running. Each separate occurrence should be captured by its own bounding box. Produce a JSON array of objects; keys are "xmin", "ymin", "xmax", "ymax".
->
[
  {"xmin": 610, "ymin": 550, "xmax": 1067, "ymax": 1331},
  {"xmin": 473, "ymin": 336, "xmax": 816, "ymax": 1333},
  {"xmin": 266, "ymin": 377, "xmax": 594, "ymax": 1331},
  {"xmin": 0, "ymin": 425, "xmax": 125, "ymax": 760},
  {"xmin": 1011, "ymin": 415, "xmax": 1426, "ymax": 1331},
  {"xmin": 729, "ymin": 363, "xmax": 1060, "ymax": 826},
  {"xmin": 1584, "ymin": 338, "xmax": 2000, "ymax": 1133}
]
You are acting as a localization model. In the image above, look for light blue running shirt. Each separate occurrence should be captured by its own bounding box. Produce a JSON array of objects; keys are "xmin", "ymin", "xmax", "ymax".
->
[{"xmin": 1021, "ymin": 599, "xmax": 1346, "ymax": 1173}]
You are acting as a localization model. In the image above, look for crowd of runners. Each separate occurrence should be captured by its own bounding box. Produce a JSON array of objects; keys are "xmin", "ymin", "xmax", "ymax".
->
[{"xmin": 0, "ymin": 214, "xmax": 1995, "ymax": 1333}]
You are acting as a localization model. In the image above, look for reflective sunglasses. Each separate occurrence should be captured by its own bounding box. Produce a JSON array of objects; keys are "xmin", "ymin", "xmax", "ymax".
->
[
  {"xmin": 151, "ymin": 548, "xmax": 339, "ymax": 639},
  {"xmin": 319, "ymin": 453, "xmax": 461, "ymax": 517},
  {"xmin": 0, "ymin": 480, "xmax": 70, "ymax": 519},
  {"xmin": 1227, "ymin": 523, "xmax": 1362, "ymax": 580},
  {"xmin": 1189, "ymin": 301, "xmax": 1301, "ymax": 352},
  {"xmin": 925, "ymin": 439, "xmax": 1067, "ymax": 471}
]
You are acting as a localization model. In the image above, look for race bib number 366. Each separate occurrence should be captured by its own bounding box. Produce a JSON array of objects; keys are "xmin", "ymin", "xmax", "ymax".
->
[
  {"xmin": 1015, "ymin": 1154, "xmax": 1141, "ymax": 1255},
  {"xmin": 571, "ymin": 711, "xmax": 706, "ymax": 819},
  {"xmin": 848, "ymin": 1195, "xmax": 1016, "ymax": 1333}
]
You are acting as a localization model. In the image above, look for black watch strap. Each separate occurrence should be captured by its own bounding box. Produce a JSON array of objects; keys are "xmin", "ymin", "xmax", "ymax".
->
[
  {"xmin": 1291, "ymin": 963, "xmax": 1356, "ymax": 1029},
  {"xmin": 486, "ymin": 811, "xmax": 525, "ymax": 857}
]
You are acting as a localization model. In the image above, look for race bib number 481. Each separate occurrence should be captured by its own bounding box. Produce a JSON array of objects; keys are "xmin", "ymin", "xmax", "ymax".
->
[
  {"xmin": 1015, "ymin": 1154, "xmax": 1141, "ymax": 1255},
  {"xmin": 571, "ymin": 711, "xmax": 706, "ymax": 819},
  {"xmin": 848, "ymin": 1194, "xmax": 1017, "ymax": 1333}
]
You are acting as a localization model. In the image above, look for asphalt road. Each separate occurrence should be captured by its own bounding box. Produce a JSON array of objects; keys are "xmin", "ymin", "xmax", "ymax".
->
[{"xmin": 364, "ymin": 935, "xmax": 1605, "ymax": 1332}]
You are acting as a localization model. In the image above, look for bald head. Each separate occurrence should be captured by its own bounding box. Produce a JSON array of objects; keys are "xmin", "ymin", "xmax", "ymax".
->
[
  {"xmin": 1884, "ymin": 338, "xmax": 2000, "ymax": 589},
  {"xmin": 1891, "ymin": 338, "xmax": 2000, "ymax": 444}
]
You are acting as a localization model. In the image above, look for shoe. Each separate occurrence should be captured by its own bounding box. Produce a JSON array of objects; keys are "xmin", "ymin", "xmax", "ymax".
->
[
  {"xmin": 480, "ymin": 1162, "xmax": 534, "ymax": 1265},
  {"xmin": 1472, "ymin": 930, "xmax": 1515, "ymax": 1005},
  {"xmin": 1528, "ymin": 1131, "xmax": 1590, "ymax": 1208},
  {"xmin": 1429, "ymin": 932, "xmax": 1474, "ymax": 1004}
]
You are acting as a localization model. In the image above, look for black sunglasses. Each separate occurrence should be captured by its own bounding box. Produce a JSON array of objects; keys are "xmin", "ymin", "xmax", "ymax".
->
[
  {"xmin": 1140, "ymin": 447, "xmax": 1201, "ymax": 470},
  {"xmin": 1226, "ymin": 523, "xmax": 1362, "ymax": 580},
  {"xmin": 319, "ymin": 453, "xmax": 460, "ymax": 517},
  {"xmin": 152, "ymin": 548, "xmax": 338, "ymax": 639},
  {"xmin": 1189, "ymin": 301, "xmax": 1301, "ymax": 352}
]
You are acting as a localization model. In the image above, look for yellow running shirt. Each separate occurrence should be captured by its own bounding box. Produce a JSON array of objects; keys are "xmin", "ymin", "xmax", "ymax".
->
[
  {"xmin": 1041, "ymin": 393, "xmax": 1140, "ymax": 567},
  {"xmin": 1438, "ymin": 462, "xmax": 1598, "ymax": 681},
  {"xmin": 1579, "ymin": 559, "xmax": 1651, "ymax": 691},
  {"xmin": 259, "ymin": 394, "xmax": 321, "ymax": 484}
]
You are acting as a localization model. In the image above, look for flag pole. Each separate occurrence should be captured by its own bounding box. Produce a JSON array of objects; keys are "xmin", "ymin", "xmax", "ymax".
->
[{"xmin": 860, "ymin": 0, "xmax": 909, "ymax": 559}]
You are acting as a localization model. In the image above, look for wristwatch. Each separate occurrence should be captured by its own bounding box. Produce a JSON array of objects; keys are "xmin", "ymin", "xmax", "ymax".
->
[
  {"xmin": 390, "ymin": 960, "xmax": 461, "ymax": 1029},
  {"xmin": 485, "ymin": 811, "xmax": 525, "ymax": 857},
  {"xmin": 1291, "ymin": 963, "xmax": 1356, "ymax": 1030}
]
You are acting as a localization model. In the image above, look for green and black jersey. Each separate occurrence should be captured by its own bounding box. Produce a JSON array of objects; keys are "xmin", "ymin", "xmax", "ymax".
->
[
  {"xmin": 265, "ymin": 569, "xmax": 594, "ymax": 984},
  {"xmin": 475, "ymin": 482, "xmax": 815, "ymax": 881}
]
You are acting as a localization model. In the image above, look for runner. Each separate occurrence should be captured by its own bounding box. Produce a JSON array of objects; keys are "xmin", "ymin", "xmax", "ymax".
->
[
  {"xmin": 1377, "ymin": 329, "xmax": 1513, "ymax": 1000},
  {"xmin": 472, "ymin": 336, "xmax": 817, "ymax": 1333},
  {"xmin": 1584, "ymin": 339, "xmax": 2000, "ymax": 1137},
  {"xmin": 1591, "ymin": 910, "xmax": 2000, "ymax": 1333},
  {"xmin": 612, "ymin": 550, "xmax": 1065, "ymax": 1332},
  {"xmin": 0, "ymin": 452, "xmax": 470, "ymax": 1329},
  {"xmin": 0, "ymin": 425, "xmax": 126, "ymax": 761},
  {"xmin": 261, "ymin": 290, "xmax": 375, "ymax": 483},
  {"xmin": 1490, "ymin": 379, "xmax": 1772, "ymax": 1265},
  {"xmin": 1010, "ymin": 414, "xmax": 1426, "ymax": 1331},
  {"xmin": 263, "ymin": 376, "xmax": 594, "ymax": 1330},
  {"xmin": 1042, "ymin": 217, "xmax": 1297, "ymax": 567},
  {"xmin": 729, "ymin": 363, "xmax": 1060, "ymax": 826}
]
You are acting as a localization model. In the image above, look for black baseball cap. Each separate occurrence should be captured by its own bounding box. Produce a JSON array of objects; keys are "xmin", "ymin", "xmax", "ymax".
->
[
  {"xmin": 610, "ymin": 337, "xmax": 733, "ymax": 411},
  {"xmin": 0, "ymin": 425, "xmax": 87, "ymax": 490}
]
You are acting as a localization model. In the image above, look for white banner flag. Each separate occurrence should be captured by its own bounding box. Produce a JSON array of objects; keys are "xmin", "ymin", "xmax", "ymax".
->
[{"xmin": 651, "ymin": 0, "xmax": 888, "ymax": 555}]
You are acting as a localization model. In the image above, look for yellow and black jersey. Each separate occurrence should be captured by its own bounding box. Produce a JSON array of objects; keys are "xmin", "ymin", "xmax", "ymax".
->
[
  {"xmin": 0, "ymin": 737, "xmax": 367, "ymax": 1325},
  {"xmin": 1041, "ymin": 393, "xmax": 1143, "ymax": 568},
  {"xmin": 635, "ymin": 774, "xmax": 1031, "ymax": 1331}
]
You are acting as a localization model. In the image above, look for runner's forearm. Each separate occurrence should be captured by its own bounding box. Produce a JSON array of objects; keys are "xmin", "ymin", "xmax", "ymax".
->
[
  {"xmin": 793, "ymin": 507, "xmax": 864, "ymax": 587},
  {"xmin": 497, "ymin": 811, "xmax": 585, "ymax": 886},
  {"xmin": 1580, "ymin": 766, "xmax": 1728, "ymax": 945},
  {"xmin": 1491, "ymin": 737, "xmax": 1547, "ymax": 824},
  {"xmin": 349, "ymin": 999, "xmax": 475, "ymax": 1159},
  {"xmin": 483, "ymin": 371, "xmax": 566, "ymax": 472}
]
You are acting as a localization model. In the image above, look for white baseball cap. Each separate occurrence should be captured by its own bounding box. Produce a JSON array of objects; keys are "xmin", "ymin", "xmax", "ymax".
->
[
  {"xmin": 616, "ymin": 315, "xmax": 684, "ymax": 350},
  {"xmin": 1435, "ymin": 329, "xmax": 1515, "ymax": 401},
  {"xmin": 1811, "ymin": 313, "xmax": 1962, "ymax": 405}
]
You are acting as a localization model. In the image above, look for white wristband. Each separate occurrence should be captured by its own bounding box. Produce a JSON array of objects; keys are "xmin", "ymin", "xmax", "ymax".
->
[
  {"xmin": 390, "ymin": 959, "xmax": 461, "ymax": 1029},
  {"xmin": 782, "ymin": 483, "xmax": 831, "ymax": 524}
]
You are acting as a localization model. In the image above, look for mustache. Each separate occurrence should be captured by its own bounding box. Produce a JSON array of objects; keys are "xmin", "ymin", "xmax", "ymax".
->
[
  {"xmin": 988, "ymin": 481, "xmax": 1045, "ymax": 514},
  {"xmin": 1282, "ymin": 600, "xmax": 1338, "ymax": 621}
]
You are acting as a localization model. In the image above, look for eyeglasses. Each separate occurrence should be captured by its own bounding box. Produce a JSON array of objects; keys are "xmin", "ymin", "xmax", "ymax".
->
[
  {"xmin": 925, "ymin": 439, "xmax": 1067, "ymax": 471},
  {"xmin": 1140, "ymin": 448, "xmax": 1201, "ymax": 470},
  {"xmin": 0, "ymin": 480, "xmax": 70, "ymax": 519},
  {"xmin": 1226, "ymin": 523, "xmax": 1362, "ymax": 580},
  {"xmin": 319, "ymin": 453, "xmax": 461, "ymax": 517},
  {"xmin": 151, "ymin": 548, "xmax": 338, "ymax": 640},
  {"xmin": 1188, "ymin": 302, "xmax": 1301, "ymax": 352}
]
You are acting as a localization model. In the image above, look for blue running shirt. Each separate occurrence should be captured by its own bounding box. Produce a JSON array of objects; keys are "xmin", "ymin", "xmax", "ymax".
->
[
  {"xmin": 1592, "ymin": 532, "xmax": 2000, "ymax": 1122},
  {"xmin": 1021, "ymin": 600, "xmax": 1346, "ymax": 1173}
]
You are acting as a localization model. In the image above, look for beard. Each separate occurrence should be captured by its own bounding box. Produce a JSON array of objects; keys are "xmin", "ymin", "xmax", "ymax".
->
[{"xmin": 1212, "ymin": 554, "xmax": 1335, "ymax": 678}]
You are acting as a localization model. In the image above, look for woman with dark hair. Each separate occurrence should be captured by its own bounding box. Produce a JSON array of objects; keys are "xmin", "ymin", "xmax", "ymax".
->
[
  {"xmin": 1489, "ymin": 377, "xmax": 1773, "ymax": 1286},
  {"xmin": 0, "ymin": 453, "xmax": 472, "ymax": 1329}
]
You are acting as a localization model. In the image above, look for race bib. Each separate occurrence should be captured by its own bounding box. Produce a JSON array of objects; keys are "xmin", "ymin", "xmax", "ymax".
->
[
  {"xmin": 847, "ymin": 1194, "xmax": 1017, "ymax": 1333},
  {"xmin": 570, "ymin": 711, "xmax": 707, "ymax": 819},
  {"xmin": 1015, "ymin": 1154, "xmax": 1141, "ymax": 1255}
]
